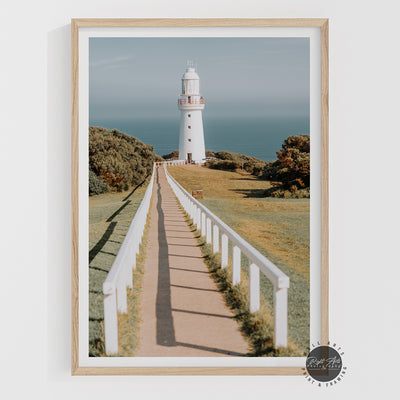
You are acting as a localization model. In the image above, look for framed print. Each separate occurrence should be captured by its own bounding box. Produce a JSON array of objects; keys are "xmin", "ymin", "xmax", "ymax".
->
[{"xmin": 71, "ymin": 18, "xmax": 329, "ymax": 375}]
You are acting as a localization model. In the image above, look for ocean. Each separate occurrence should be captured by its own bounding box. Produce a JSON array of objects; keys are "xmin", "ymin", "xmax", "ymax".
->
[{"xmin": 89, "ymin": 115, "xmax": 309, "ymax": 162}]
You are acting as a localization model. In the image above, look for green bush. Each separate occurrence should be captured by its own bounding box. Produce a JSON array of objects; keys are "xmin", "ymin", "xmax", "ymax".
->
[
  {"xmin": 206, "ymin": 151, "xmax": 267, "ymax": 175},
  {"xmin": 154, "ymin": 154, "xmax": 164, "ymax": 162},
  {"xmin": 206, "ymin": 159, "xmax": 239, "ymax": 171},
  {"xmin": 205, "ymin": 150, "xmax": 215, "ymax": 158},
  {"xmin": 89, "ymin": 170, "xmax": 109, "ymax": 195},
  {"xmin": 162, "ymin": 150, "xmax": 179, "ymax": 160},
  {"xmin": 262, "ymin": 134, "xmax": 310, "ymax": 191},
  {"xmin": 264, "ymin": 186, "xmax": 310, "ymax": 199},
  {"xmin": 89, "ymin": 126, "xmax": 155, "ymax": 192}
]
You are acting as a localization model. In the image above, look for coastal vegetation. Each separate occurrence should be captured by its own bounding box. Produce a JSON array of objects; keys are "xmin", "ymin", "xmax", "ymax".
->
[
  {"xmin": 261, "ymin": 134, "xmax": 310, "ymax": 198},
  {"xmin": 89, "ymin": 183, "xmax": 149, "ymax": 356},
  {"xmin": 89, "ymin": 126, "xmax": 155, "ymax": 195},
  {"xmin": 185, "ymin": 214, "xmax": 299, "ymax": 356},
  {"xmin": 162, "ymin": 150, "xmax": 179, "ymax": 160},
  {"xmin": 88, "ymin": 126, "xmax": 310, "ymax": 355},
  {"xmin": 116, "ymin": 210, "xmax": 151, "ymax": 356},
  {"xmin": 167, "ymin": 166, "xmax": 310, "ymax": 355},
  {"xmin": 163, "ymin": 149, "xmax": 267, "ymax": 176},
  {"xmin": 207, "ymin": 135, "xmax": 311, "ymax": 198},
  {"xmin": 163, "ymin": 134, "xmax": 310, "ymax": 198},
  {"xmin": 205, "ymin": 151, "xmax": 267, "ymax": 176}
]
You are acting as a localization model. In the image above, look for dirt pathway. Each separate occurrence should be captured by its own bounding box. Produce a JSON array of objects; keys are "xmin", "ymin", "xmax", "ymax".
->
[{"xmin": 136, "ymin": 166, "xmax": 249, "ymax": 357}]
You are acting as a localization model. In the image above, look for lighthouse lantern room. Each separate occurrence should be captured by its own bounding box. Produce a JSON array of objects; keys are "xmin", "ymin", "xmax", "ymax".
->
[{"xmin": 177, "ymin": 61, "xmax": 206, "ymax": 163}]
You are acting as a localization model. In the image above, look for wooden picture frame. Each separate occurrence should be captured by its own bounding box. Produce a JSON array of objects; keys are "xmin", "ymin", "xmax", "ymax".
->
[{"xmin": 71, "ymin": 18, "xmax": 329, "ymax": 376}]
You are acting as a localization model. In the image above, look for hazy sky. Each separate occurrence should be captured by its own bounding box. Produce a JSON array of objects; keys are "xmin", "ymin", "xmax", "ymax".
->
[{"xmin": 89, "ymin": 37, "xmax": 310, "ymax": 121}]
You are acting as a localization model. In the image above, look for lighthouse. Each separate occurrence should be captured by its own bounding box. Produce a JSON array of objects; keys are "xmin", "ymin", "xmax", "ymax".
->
[{"xmin": 178, "ymin": 62, "xmax": 206, "ymax": 163}]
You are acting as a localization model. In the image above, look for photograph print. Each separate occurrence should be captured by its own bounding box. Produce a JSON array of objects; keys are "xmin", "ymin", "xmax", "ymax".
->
[{"xmin": 88, "ymin": 36, "xmax": 311, "ymax": 358}]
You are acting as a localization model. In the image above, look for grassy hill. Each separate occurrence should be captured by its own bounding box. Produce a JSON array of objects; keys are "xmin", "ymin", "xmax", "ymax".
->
[
  {"xmin": 167, "ymin": 166, "xmax": 310, "ymax": 355},
  {"xmin": 163, "ymin": 134, "xmax": 310, "ymax": 198}
]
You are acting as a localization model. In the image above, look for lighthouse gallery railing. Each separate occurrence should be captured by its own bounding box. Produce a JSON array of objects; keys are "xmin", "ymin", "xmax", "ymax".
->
[
  {"xmin": 102, "ymin": 164, "xmax": 156, "ymax": 355},
  {"xmin": 178, "ymin": 98, "xmax": 204, "ymax": 105},
  {"xmin": 163, "ymin": 163, "xmax": 290, "ymax": 348}
]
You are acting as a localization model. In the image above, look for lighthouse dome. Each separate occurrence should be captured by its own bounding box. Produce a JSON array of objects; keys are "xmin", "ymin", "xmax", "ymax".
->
[{"xmin": 182, "ymin": 67, "xmax": 199, "ymax": 80}]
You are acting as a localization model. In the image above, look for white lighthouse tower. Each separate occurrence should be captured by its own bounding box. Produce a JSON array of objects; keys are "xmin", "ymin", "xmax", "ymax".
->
[{"xmin": 178, "ymin": 62, "xmax": 206, "ymax": 163}]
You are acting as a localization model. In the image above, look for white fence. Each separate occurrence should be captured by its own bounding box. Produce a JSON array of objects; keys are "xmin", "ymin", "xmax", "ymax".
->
[
  {"xmin": 164, "ymin": 163, "xmax": 290, "ymax": 347},
  {"xmin": 102, "ymin": 164, "xmax": 156, "ymax": 355},
  {"xmin": 156, "ymin": 159, "xmax": 203, "ymax": 166},
  {"xmin": 156, "ymin": 160, "xmax": 186, "ymax": 166}
]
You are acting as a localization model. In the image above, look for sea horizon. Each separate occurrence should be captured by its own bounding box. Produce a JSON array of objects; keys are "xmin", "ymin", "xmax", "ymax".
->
[{"xmin": 89, "ymin": 114, "xmax": 309, "ymax": 162}]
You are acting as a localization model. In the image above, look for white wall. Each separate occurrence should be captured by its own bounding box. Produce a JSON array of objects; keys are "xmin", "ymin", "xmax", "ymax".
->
[
  {"xmin": 0, "ymin": 0, "xmax": 399, "ymax": 398},
  {"xmin": 179, "ymin": 110, "xmax": 206, "ymax": 161}
]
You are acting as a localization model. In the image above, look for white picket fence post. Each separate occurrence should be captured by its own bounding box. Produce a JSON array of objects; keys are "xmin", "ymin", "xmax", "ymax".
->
[
  {"xmin": 221, "ymin": 234, "xmax": 228, "ymax": 268},
  {"xmin": 197, "ymin": 208, "xmax": 201, "ymax": 230},
  {"xmin": 201, "ymin": 212, "xmax": 206, "ymax": 236},
  {"xmin": 206, "ymin": 217, "xmax": 212, "ymax": 244},
  {"xmin": 163, "ymin": 163, "xmax": 289, "ymax": 348},
  {"xmin": 249, "ymin": 263, "xmax": 260, "ymax": 313},
  {"xmin": 162, "ymin": 159, "xmax": 186, "ymax": 167},
  {"xmin": 102, "ymin": 164, "xmax": 156, "ymax": 355},
  {"xmin": 232, "ymin": 246, "xmax": 241, "ymax": 285},
  {"xmin": 193, "ymin": 205, "xmax": 198, "ymax": 225},
  {"xmin": 213, "ymin": 224, "xmax": 219, "ymax": 253},
  {"xmin": 274, "ymin": 285, "xmax": 288, "ymax": 347},
  {"xmin": 103, "ymin": 284, "xmax": 118, "ymax": 355}
]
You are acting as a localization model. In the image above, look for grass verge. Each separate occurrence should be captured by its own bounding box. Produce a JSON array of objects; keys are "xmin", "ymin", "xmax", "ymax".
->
[
  {"xmin": 89, "ymin": 179, "xmax": 149, "ymax": 356},
  {"xmin": 182, "ymin": 212, "xmax": 301, "ymax": 357},
  {"xmin": 116, "ymin": 201, "xmax": 152, "ymax": 356},
  {"xmin": 168, "ymin": 166, "xmax": 309, "ymax": 355}
]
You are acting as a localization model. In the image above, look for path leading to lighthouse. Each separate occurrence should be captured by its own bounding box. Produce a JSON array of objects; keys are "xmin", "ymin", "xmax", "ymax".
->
[{"xmin": 136, "ymin": 166, "xmax": 249, "ymax": 357}]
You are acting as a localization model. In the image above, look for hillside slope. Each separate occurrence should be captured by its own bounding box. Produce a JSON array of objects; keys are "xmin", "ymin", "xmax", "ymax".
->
[{"xmin": 89, "ymin": 126, "xmax": 155, "ymax": 194}]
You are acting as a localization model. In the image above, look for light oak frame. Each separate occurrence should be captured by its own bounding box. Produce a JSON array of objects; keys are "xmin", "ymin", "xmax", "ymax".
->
[{"xmin": 71, "ymin": 18, "xmax": 329, "ymax": 376}]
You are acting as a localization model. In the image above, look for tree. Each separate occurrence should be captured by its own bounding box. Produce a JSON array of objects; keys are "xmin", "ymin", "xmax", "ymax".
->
[{"xmin": 262, "ymin": 134, "xmax": 310, "ymax": 190}]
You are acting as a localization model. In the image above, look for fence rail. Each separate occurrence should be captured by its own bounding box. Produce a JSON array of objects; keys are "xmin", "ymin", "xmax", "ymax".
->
[
  {"xmin": 156, "ymin": 160, "xmax": 186, "ymax": 166},
  {"xmin": 102, "ymin": 164, "xmax": 156, "ymax": 355},
  {"xmin": 156, "ymin": 159, "xmax": 204, "ymax": 166},
  {"xmin": 163, "ymin": 163, "xmax": 290, "ymax": 347}
]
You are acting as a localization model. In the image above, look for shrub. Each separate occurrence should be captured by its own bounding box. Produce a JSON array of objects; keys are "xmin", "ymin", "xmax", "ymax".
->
[
  {"xmin": 89, "ymin": 170, "xmax": 109, "ymax": 195},
  {"xmin": 262, "ymin": 134, "xmax": 310, "ymax": 191},
  {"xmin": 205, "ymin": 150, "xmax": 215, "ymax": 158},
  {"xmin": 154, "ymin": 154, "xmax": 164, "ymax": 162},
  {"xmin": 264, "ymin": 186, "xmax": 310, "ymax": 199},
  {"xmin": 162, "ymin": 150, "xmax": 179, "ymax": 160},
  {"xmin": 206, "ymin": 159, "xmax": 239, "ymax": 171},
  {"xmin": 89, "ymin": 126, "xmax": 155, "ymax": 192},
  {"xmin": 206, "ymin": 151, "xmax": 267, "ymax": 175}
]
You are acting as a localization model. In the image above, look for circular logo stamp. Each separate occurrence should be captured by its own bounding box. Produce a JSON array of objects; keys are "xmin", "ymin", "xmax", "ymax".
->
[{"xmin": 303, "ymin": 342, "xmax": 347, "ymax": 387}]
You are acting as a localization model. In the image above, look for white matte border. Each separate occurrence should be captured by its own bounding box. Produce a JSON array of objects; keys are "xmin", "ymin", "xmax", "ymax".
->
[{"xmin": 78, "ymin": 27, "xmax": 321, "ymax": 368}]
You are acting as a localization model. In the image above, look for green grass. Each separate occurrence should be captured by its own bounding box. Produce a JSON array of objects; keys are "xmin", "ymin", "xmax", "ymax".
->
[
  {"xmin": 116, "ymin": 206, "xmax": 151, "ymax": 356},
  {"xmin": 181, "ymin": 212, "xmax": 299, "ymax": 356},
  {"xmin": 89, "ymin": 180, "xmax": 149, "ymax": 356},
  {"xmin": 168, "ymin": 166, "xmax": 310, "ymax": 355}
]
